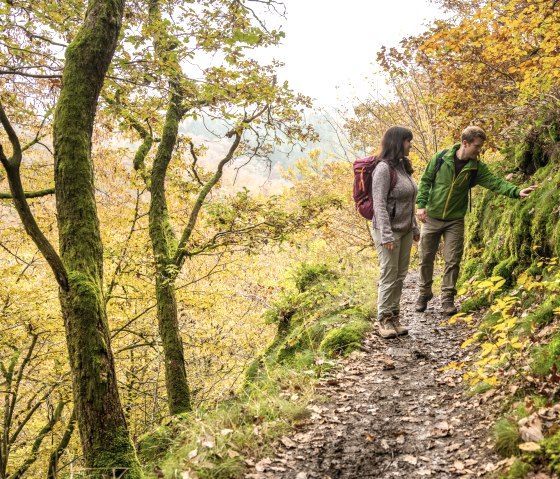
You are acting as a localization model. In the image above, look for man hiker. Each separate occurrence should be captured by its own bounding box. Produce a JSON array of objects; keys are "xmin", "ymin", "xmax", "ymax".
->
[{"xmin": 415, "ymin": 126, "xmax": 536, "ymax": 315}]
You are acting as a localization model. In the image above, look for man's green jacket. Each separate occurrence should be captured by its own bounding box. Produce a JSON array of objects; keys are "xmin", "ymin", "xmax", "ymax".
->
[{"xmin": 416, "ymin": 143, "xmax": 521, "ymax": 221}]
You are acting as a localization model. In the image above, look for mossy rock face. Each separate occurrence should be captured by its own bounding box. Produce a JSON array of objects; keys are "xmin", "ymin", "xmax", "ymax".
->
[
  {"xmin": 492, "ymin": 257, "xmax": 518, "ymax": 286},
  {"xmin": 462, "ymin": 141, "xmax": 560, "ymax": 279},
  {"xmin": 459, "ymin": 258, "xmax": 482, "ymax": 286},
  {"xmin": 319, "ymin": 320, "xmax": 369, "ymax": 357}
]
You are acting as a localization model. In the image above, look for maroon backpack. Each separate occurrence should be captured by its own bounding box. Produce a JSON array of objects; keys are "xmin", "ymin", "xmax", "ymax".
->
[{"xmin": 352, "ymin": 156, "xmax": 397, "ymax": 220}]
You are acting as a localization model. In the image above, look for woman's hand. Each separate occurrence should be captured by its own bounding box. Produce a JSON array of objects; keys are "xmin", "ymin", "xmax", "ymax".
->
[
  {"xmin": 383, "ymin": 242, "xmax": 395, "ymax": 251},
  {"xmin": 416, "ymin": 208, "xmax": 427, "ymax": 223}
]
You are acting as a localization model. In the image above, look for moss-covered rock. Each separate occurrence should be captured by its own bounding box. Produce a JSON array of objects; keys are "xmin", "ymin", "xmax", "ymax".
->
[
  {"xmin": 460, "ymin": 293, "xmax": 491, "ymax": 313},
  {"xmin": 319, "ymin": 320, "xmax": 370, "ymax": 357},
  {"xmin": 492, "ymin": 257, "xmax": 518, "ymax": 286}
]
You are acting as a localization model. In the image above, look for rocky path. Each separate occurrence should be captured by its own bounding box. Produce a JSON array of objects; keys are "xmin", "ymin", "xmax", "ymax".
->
[{"xmin": 245, "ymin": 272, "xmax": 506, "ymax": 479}]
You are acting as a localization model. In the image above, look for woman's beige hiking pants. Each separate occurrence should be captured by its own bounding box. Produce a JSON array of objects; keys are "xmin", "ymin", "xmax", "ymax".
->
[{"xmin": 372, "ymin": 228, "xmax": 414, "ymax": 318}]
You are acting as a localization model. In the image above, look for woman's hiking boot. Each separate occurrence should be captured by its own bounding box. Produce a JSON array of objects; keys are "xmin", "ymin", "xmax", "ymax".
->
[
  {"xmin": 442, "ymin": 298, "xmax": 458, "ymax": 316},
  {"xmin": 378, "ymin": 313, "xmax": 397, "ymax": 339},
  {"xmin": 414, "ymin": 293, "xmax": 433, "ymax": 312},
  {"xmin": 391, "ymin": 312, "xmax": 409, "ymax": 336}
]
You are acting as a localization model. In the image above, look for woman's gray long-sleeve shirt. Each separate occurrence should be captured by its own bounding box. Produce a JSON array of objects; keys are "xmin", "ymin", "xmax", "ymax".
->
[{"xmin": 371, "ymin": 159, "xmax": 420, "ymax": 244}]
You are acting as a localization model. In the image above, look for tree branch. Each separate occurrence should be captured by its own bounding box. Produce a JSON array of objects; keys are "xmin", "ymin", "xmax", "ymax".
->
[
  {"xmin": 0, "ymin": 103, "xmax": 68, "ymax": 290},
  {"xmin": 0, "ymin": 188, "xmax": 55, "ymax": 199},
  {"xmin": 9, "ymin": 401, "xmax": 65, "ymax": 479},
  {"xmin": 173, "ymin": 132, "xmax": 242, "ymax": 268},
  {"xmin": 47, "ymin": 408, "xmax": 76, "ymax": 479}
]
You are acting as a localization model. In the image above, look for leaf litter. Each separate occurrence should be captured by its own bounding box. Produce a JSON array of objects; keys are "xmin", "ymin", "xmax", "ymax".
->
[{"xmin": 244, "ymin": 273, "xmax": 507, "ymax": 478}]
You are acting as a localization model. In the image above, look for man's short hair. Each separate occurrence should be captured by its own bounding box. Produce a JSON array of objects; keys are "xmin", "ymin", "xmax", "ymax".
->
[{"xmin": 462, "ymin": 126, "xmax": 487, "ymax": 143}]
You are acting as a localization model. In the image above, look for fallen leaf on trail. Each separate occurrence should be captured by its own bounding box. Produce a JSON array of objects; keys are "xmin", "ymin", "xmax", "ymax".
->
[
  {"xmin": 188, "ymin": 449, "xmax": 198, "ymax": 459},
  {"xmin": 431, "ymin": 421, "xmax": 452, "ymax": 438},
  {"xmin": 295, "ymin": 473, "xmax": 308, "ymax": 479},
  {"xmin": 381, "ymin": 439, "xmax": 390, "ymax": 450},
  {"xmin": 396, "ymin": 435, "xmax": 405, "ymax": 444},
  {"xmin": 336, "ymin": 406, "xmax": 352, "ymax": 413},
  {"xmin": 255, "ymin": 458, "xmax": 272, "ymax": 472},
  {"xmin": 446, "ymin": 443, "xmax": 461, "ymax": 452},
  {"xmin": 519, "ymin": 418, "xmax": 544, "ymax": 442},
  {"xmin": 365, "ymin": 434, "xmax": 375, "ymax": 442},
  {"xmin": 495, "ymin": 457, "xmax": 516, "ymax": 469},
  {"xmin": 227, "ymin": 450, "xmax": 240, "ymax": 459},
  {"xmin": 519, "ymin": 442, "xmax": 541, "ymax": 451},
  {"xmin": 401, "ymin": 455, "xmax": 418, "ymax": 465},
  {"xmin": 417, "ymin": 468, "xmax": 433, "ymax": 476},
  {"xmin": 280, "ymin": 436, "xmax": 297, "ymax": 448},
  {"xmin": 382, "ymin": 358, "xmax": 395, "ymax": 370},
  {"xmin": 220, "ymin": 429, "xmax": 233, "ymax": 436},
  {"xmin": 453, "ymin": 461, "xmax": 465, "ymax": 471},
  {"xmin": 307, "ymin": 405, "xmax": 325, "ymax": 415}
]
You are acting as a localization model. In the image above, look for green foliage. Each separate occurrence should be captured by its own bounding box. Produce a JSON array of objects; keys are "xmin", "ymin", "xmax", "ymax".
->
[
  {"xmin": 543, "ymin": 430, "xmax": 560, "ymax": 473},
  {"xmin": 137, "ymin": 425, "xmax": 173, "ymax": 463},
  {"xmin": 319, "ymin": 320, "xmax": 369, "ymax": 357},
  {"xmin": 460, "ymin": 294, "xmax": 490, "ymax": 313},
  {"xmin": 531, "ymin": 333, "xmax": 560, "ymax": 376},
  {"xmin": 459, "ymin": 258, "xmax": 482, "ymax": 286},
  {"xmin": 494, "ymin": 418, "xmax": 521, "ymax": 457},
  {"xmin": 293, "ymin": 263, "xmax": 338, "ymax": 293},
  {"xmin": 528, "ymin": 295, "xmax": 560, "ymax": 329},
  {"xmin": 146, "ymin": 260, "xmax": 374, "ymax": 478},
  {"xmin": 501, "ymin": 459, "xmax": 533, "ymax": 479},
  {"xmin": 492, "ymin": 257, "xmax": 518, "ymax": 287}
]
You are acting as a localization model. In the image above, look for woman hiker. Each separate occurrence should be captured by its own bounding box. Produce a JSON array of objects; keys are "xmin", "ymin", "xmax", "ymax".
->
[{"xmin": 371, "ymin": 126, "xmax": 420, "ymax": 339}]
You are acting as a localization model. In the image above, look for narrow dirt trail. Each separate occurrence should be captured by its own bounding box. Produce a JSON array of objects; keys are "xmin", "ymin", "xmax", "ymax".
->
[{"xmin": 245, "ymin": 271, "xmax": 504, "ymax": 479}]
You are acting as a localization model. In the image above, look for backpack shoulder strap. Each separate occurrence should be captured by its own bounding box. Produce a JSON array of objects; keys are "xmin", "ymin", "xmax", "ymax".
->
[
  {"xmin": 378, "ymin": 158, "xmax": 398, "ymax": 192},
  {"xmin": 470, "ymin": 162, "xmax": 478, "ymax": 187},
  {"xmin": 434, "ymin": 149, "xmax": 448, "ymax": 176}
]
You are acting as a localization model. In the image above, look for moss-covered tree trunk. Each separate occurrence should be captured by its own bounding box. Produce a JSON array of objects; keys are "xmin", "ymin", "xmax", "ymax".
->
[
  {"xmin": 149, "ymin": 91, "xmax": 192, "ymax": 415},
  {"xmin": 52, "ymin": 0, "xmax": 141, "ymax": 475}
]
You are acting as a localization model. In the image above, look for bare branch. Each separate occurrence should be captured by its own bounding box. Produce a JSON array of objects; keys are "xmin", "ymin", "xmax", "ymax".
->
[
  {"xmin": 0, "ymin": 188, "xmax": 55, "ymax": 199},
  {"xmin": 188, "ymin": 140, "xmax": 204, "ymax": 187},
  {"xmin": 0, "ymin": 103, "xmax": 68, "ymax": 290},
  {"xmin": 0, "ymin": 70, "xmax": 62, "ymax": 79},
  {"xmin": 174, "ymin": 132, "xmax": 242, "ymax": 268}
]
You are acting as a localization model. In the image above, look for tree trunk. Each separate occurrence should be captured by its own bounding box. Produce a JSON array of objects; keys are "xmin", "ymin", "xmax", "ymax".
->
[
  {"xmin": 53, "ymin": 0, "xmax": 141, "ymax": 475},
  {"xmin": 149, "ymin": 90, "xmax": 192, "ymax": 414}
]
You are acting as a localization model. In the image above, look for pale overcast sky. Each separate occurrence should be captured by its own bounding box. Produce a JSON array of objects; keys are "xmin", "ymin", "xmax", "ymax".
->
[{"xmin": 257, "ymin": 0, "xmax": 445, "ymax": 108}]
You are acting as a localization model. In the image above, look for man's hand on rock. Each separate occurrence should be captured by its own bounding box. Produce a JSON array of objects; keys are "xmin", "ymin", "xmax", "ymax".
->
[{"xmin": 520, "ymin": 185, "xmax": 537, "ymax": 198}]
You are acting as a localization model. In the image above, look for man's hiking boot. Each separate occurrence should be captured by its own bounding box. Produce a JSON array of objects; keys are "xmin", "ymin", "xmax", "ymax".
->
[
  {"xmin": 442, "ymin": 299, "xmax": 458, "ymax": 316},
  {"xmin": 391, "ymin": 314, "xmax": 409, "ymax": 336},
  {"xmin": 415, "ymin": 294, "xmax": 433, "ymax": 312},
  {"xmin": 378, "ymin": 313, "xmax": 397, "ymax": 339}
]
